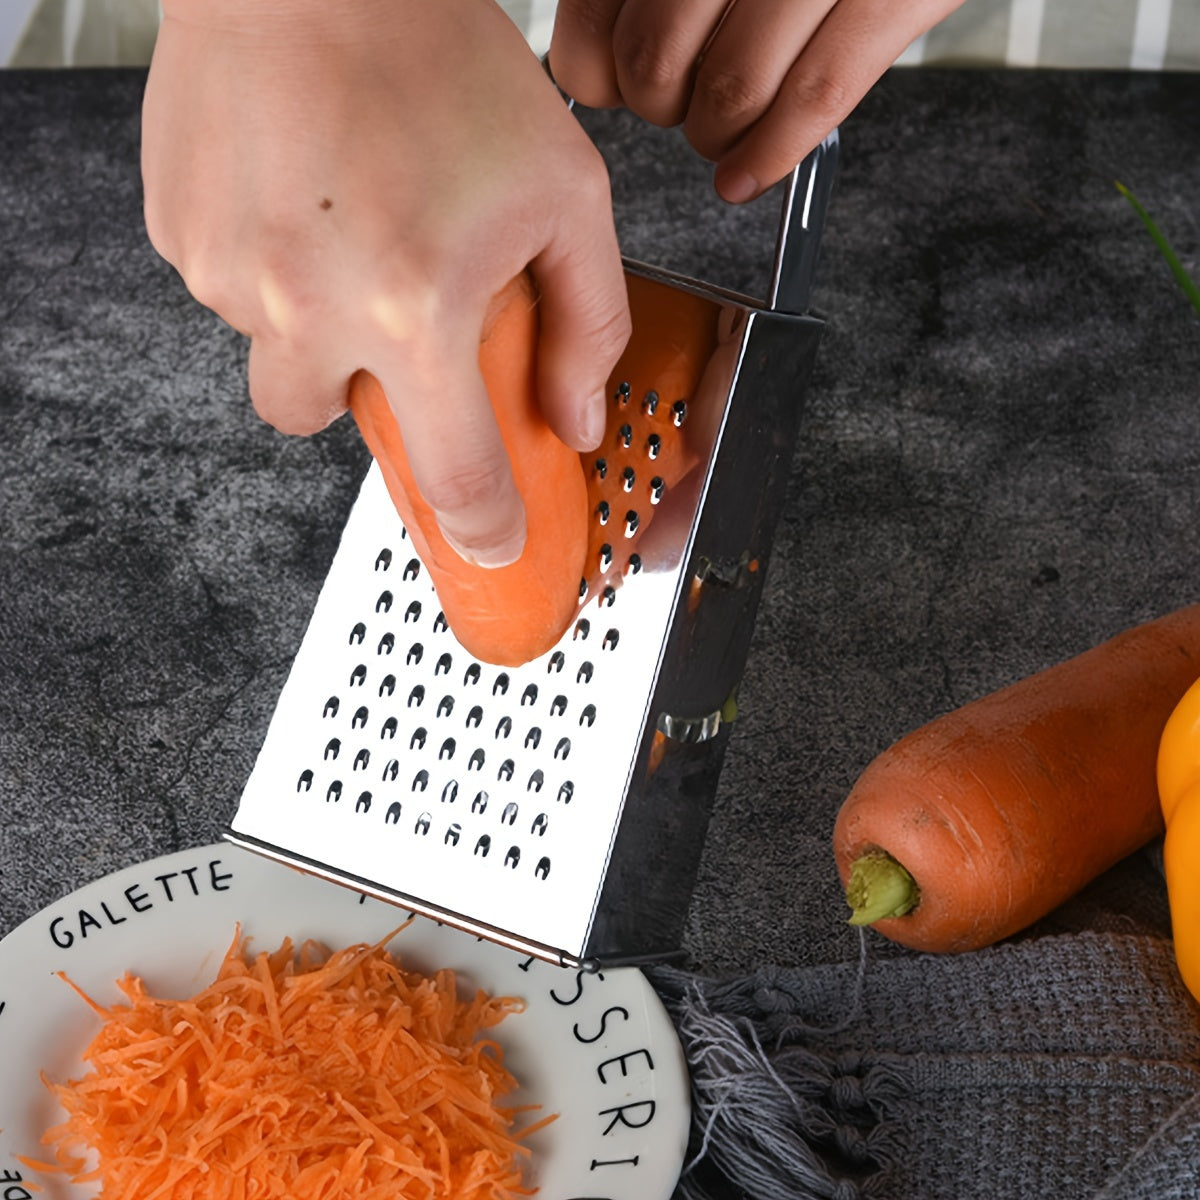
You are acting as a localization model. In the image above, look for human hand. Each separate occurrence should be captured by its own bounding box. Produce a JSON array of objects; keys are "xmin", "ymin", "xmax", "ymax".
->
[
  {"xmin": 142, "ymin": 0, "xmax": 630, "ymax": 566},
  {"xmin": 548, "ymin": 0, "xmax": 964, "ymax": 202}
]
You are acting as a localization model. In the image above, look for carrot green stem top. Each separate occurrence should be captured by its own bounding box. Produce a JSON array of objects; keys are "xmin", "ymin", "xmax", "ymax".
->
[{"xmin": 845, "ymin": 852, "xmax": 919, "ymax": 926}]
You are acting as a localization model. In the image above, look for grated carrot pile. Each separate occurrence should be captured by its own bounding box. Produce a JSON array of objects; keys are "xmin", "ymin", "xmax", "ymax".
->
[{"xmin": 28, "ymin": 925, "xmax": 550, "ymax": 1200}]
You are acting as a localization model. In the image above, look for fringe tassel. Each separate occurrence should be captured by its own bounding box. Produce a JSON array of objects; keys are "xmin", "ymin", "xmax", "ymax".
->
[{"xmin": 648, "ymin": 937, "xmax": 909, "ymax": 1200}]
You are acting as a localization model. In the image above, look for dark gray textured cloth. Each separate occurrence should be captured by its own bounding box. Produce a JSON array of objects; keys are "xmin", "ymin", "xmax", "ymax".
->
[{"xmin": 2, "ymin": 67, "xmax": 1199, "ymax": 1199}]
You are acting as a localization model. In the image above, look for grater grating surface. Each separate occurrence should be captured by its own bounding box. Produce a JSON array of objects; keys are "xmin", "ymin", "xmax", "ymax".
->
[{"xmin": 229, "ymin": 134, "xmax": 839, "ymax": 967}]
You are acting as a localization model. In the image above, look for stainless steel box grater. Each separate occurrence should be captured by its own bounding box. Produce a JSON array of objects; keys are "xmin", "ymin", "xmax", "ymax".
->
[{"xmin": 227, "ymin": 133, "xmax": 838, "ymax": 968}]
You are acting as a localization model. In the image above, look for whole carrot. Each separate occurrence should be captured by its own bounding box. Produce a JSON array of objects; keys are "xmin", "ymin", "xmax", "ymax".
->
[{"xmin": 833, "ymin": 605, "xmax": 1200, "ymax": 953}]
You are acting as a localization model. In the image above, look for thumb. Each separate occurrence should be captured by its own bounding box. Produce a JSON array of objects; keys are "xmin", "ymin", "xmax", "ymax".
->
[{"xmin": 531, "ymin": 193, "xmax": 631, "ymax": 453}]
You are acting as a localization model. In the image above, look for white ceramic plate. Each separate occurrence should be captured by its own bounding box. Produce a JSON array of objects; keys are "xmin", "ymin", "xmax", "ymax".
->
[{"xmin": 0, "ymin": 844, "xmax": 690, "ymax": 1200}]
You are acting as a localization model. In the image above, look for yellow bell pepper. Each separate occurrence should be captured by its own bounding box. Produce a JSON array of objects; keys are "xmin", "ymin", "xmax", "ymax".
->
[{"xmin": 1156, "ymin": 674, "xmax": 1200, "ymax": 1004}]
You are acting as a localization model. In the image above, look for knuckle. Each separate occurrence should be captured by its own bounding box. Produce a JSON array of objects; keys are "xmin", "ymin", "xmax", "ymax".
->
[
  {"xmin": 616, "ymin": 34, "xmax": 685, "ymax": 97},
  {"xmin": 782, "ymin": 69, "xmax": 855, "ymax": 127},
  {"xmin": 695, "ymin": 65, "xmax": 767, "ymax": 125}
]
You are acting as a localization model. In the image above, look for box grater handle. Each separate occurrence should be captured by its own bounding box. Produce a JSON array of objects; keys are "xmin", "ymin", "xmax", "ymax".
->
[{"xmin": 766, "ymin": 129, "xmax": 839, "ymax": 316}]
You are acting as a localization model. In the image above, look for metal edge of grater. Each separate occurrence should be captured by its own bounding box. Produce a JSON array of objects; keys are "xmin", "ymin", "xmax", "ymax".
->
[{"xmin": 226, "ymin": 131, "xmax": 839, "ymax": 969}]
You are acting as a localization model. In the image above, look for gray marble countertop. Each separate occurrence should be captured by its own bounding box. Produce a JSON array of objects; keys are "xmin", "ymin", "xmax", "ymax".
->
[{"xmin": 1, "ymin": 65, "xmax": 1199, "ymax": 1199}]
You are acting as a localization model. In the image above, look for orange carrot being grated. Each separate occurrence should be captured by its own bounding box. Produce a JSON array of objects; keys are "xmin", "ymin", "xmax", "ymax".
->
[{"xmin": 24, "ymin": 925, "xmax": 550, "ymax": 1200}]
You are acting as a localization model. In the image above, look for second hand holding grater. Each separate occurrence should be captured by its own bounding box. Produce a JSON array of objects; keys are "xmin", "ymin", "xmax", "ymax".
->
[{"xmin": 228, "ymin": 133, "xmax": 838, "ymax": 968}]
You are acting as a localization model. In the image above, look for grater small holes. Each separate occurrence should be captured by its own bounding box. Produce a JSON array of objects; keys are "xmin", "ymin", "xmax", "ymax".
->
[
  {"xmin": 535, "ymin": 856, "xmax": 550, "ymax": 880},
  {"xmin": 375, "ymin": 549, "xmax": 392, "ymax": 572},
  {"xmin": 521, "ymin": 683, "xmax": 538, "ymax": 707},
  {"xmin": 385, "ymin": 801, "xmax": 402, "ymax": 825},
  {"xmin": 617, "ymin": 423, "xmax": 633, "ymax": 449},
  {"xmin": 596, "ymin": 500, "xmax": 611, "ymax": 525},
  {"xmin": 376, "ymin": 590, "xmax": 393, "ymax": 613},
  {"xmin": 615, "ymin": 381, "xmax": 631, "ymax": 403},
  {"xmin": 379, "ymin": 633, "xmax": 396, "ymax": 656},
  {"xmin": 599, "ymin": 543, "xmax": 613, "ymax": 572},
  {"xmin": 434, "ymin": 612, "xmax": 449, "ymax": 634},
  {"xmin": 382, "ymin": 758, "xmax": 399, "ymax": 782},
  {"xmin": 532, "ymin": 813, "xmax": 549, "ymax": 836},
  {"xmin": 352, "ymin": 706, "xmax": 369, "ymax": 730},
  {"xmin": 579, "ymin": 704, "xmax": 597, "ymax": 727},
  {"xmin": 650, "ymin": 477, "xmax": 665, "ymax": 504},
  {"xmin": 574, "ymin": 619, "xmax": 590, "ymax": 641},
  {"xmin": 557, "ymin": 781, "xmax": 574, "ymax": 804},
  {"xmin": 626, "ymin": 553, "xmax": 643, "ymax": 575},
  {"xmin": 413, "ymin": 770, "xmax": 429, "ymax": 792},
  {"xmin": 437, "ymin": 695, "xmax": 454, "ymax": 718},
  {"xmin": 435, "ymin": 652, "xmax": 453, "ymax": 676},
  {"xmin": 415, "ymin": 812, "xmax": 431, "ymax": 835},
  {"xmin": 324, "ymin": 738, "xmax": 340, "ymax": 761},
  {"xmin": 577, "ymin": 661, "xmax": 594, "ymax": 684},
  {"xmin": 381, "ymin": 716, "xmax": 398, "ymax": 739},
  {"xmin": 466, "ymin": 704, "xmax": 483, "ymax": 729},
  {"xmin": 550, "ymin": 694, "xmax": 567, "ymax": 717},
  {"xmin": 495, "ymin": 715, "xmax": 512, "ymax": 740},
  {"xmin": 349, "ymin": 622, "xmax": 366, "ymax": 645},
  {"xmin": 602, "ymin": 629, "xmax": 620, "ymax": 651},
  {"xmin": 410, "ymin": 728, "xmax": 427, "ymax": 751},
  {"xmin": 406, "ymin": 643, "xmax": 423, "ymax": 666},
  {"xmin": 498, "ymin": 759, "xmax": 515, "ymax": 782},
  {"xmin": 642, "ymin": 389, "xmax": 659, "ymax": 415},
  {"xmin": 578, "ymin": 578, "xmax": 588, "ymax": 602},
  {"xmin": 548, "ymin": 650, "xmax": 565, "ymax": 674},
  {"xmin": 525, "ymin": 727, "xmax": 542, "ymax": 750},
  {"xmin": 472, "ymin": 790, "xmax": 488, "ymax": 814},
  {"xmin": 646, "ymin": 433, "xmax": 661, "ymax": 459},
  {"xmin": 445, "ymin": 824, "xmax": 461, "ymax": 847},
  {"xmin": 379, "ymin": 674, "xmax": 396, "ymax": 698},
  {"xmin": 594, "ymin": 458, "xmax": 608, "ymax": 481},
  {"xmin": 502, "ymin": 802, "xmax": 519, "ymax": 826},
  {"xmin": 356, "ymin": 791, "xmax": 372, "ymax": 814},
  {"xmin": 621, "ymin": 466, "xmax": 636, "ymax": 492},
  {"xmin": 601, "ymin": 586, "xmax": 616, "ymax": 607},
  {"xmin": 327, "ymin": 781, "xmax": 342, "ymax": 803},
  {"xmin": 494, "ymin": 673, "xmax": 510, "ymax": 696},
  {"xmin": 474, "ymin": 835, "xmax": 491, "ymax": 857},
  {"xmin": 297, "ymin": 769, "xmax": 313, "ymax": 793},
  {"xmin": 403, "ymin": 558, "xmax": 421, "ymax": 581},
  {"xmin": 408, "ymin": 685, "xmax": 425, "ymax": 708},
  {"xmin": 323, "ymin": 696, "xmax": 339, "ymax": 719},
  {"xmin": 349, "ymin": 663, "xmax": 367, "ymax": 688},
  {"xmin": 528, "ymin": 770, "xmax": 544, "ymax": 793},
  {"xmin": 554, "ymin": 737, "xmax": 571, "ymax": 760},
  {"xmin": 504, "ymin": 846, "xmax": 521, "ymax": 869},
  {"xmin": 464, "ymin": 662, "xmax": 481, "ymax": 686},
  {"xmin": 439, "ymin": 738, "xmax": 456, "ymax": 760},
  {"xmin": 404, "ymin": 600, "xmax": 421, "ymax": 624},
  {"xmin": 353, "ymin": 748, "xmax": 370, "ymax": 771},
  {"xmin": 671, "ymin": 399, "xmax": 688, "ymax": 426},
  {"xmin": 442, "ymin": 780, "xmax": 458, "ymax": 804},
  {"xmin": 624, "ymin": 511, "xmax": 640, "ymax": 538},
  {"xmin": 468, "ymin": 748, "xmax": 485, "ymax": 771}
]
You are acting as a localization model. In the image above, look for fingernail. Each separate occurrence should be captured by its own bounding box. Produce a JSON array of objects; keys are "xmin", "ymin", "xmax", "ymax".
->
[
  {"xmin": 438, "ymin": 517, "xmax": 527, "ymax": 569},
  {"xmin": 579, "ymin": 389, "xmax": 608, "ymax": 450},
  {"xmin": 717, "ymin": 167, "xmax": 759, "ymax": 205}
]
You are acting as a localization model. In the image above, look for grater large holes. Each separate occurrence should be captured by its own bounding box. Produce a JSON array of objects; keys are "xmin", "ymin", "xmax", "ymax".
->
[
  {"xmin": 433, "ymin": 612, "xmax": 449, "ymax": 634},
  {"xmin": 298, "ymin": 769, "xmax": 313, "ymax": 793},
  {"xmin": 356, "ymin": 791, "xmax": 372, "ymax": 814},
  {"xmin": 535, "ymin": 857, "xmax": 550, "ymax": 880},
  {"xmin": 671, "ymin": 399, "xmax": 688, "ymax": 426},
  {"xmin": 437, "ymin": 695, "xmax": 454, "ymax": 718},
  {"xmin": 327, "ymin": 781, "xmax": 342, "ymax": 803},
  {"xmin": 548, "ymin": 650, "xmax": 565, "ymax": 674},
  {"xmin": 621, "ymin": 466, "xmax": 636, "ymax": 492},
  {"xmin": 439, "ymin": 737, "xmax": 456, "ymax": 760},
  {"xmin": 494, "ymin": 673, "xmax": 510, "ymax": 696},
  {"xmin": 379, "ymin": 674, "xmax": 396, "ymax": 698},
  {"xmin": 404, "ymin": 600, "xmax": 421, "ymax": 623},
  {"xmin": 550, "ymin": 695, "xmax": 567, "ymax": 717},
  {"xmin": 349, "ymin": 622, "xmax": 366, "ymax": 645},
  {"xmin": 435, "ymin": 652, "xmax": 453, "ymax": 676},
  {"xmin": 324, "ymin": 738, "xmax": 340, "ymax": 760},
  {"xmin": 410, "ymin": 728, "xmax": 427, "ymax": 750},
  {"xmin": 596, "ymin": 499, "xmax": 610, "ymax": 525},
  {"xmin": 472, "ymin": 790, "xmax": 488, "ymax": 814},
  {"xmin": 498, "ymin": 759, "xmax": 514, "ymax": 782},
  {"xmin": 376, "ymin": 590, "xmax": 393, "ymax": 613},
  {"xmin": 382, "ymin": 758, "xmax": 399, "ymax": 782},
  {"xmin": 379, "ymin": 633, "xmax": 395, "ymax": 656},
  {"xmin": 415, "ymin": 813, "xmax": 431, "ymax": 835},
  {"xmin": 386, "ymin": 801, "xmax": 402, "ymax": 824},
  {"xmin": 642, "ymin": 389, "xmax": 659, "ymax": 415},
  {"xmin": 324, "ymin": 696, "xmax": 339, "ymax": 719},
  {"xmin": 594, "ymin": 458, "xmax": 608, "ymax": 482},
  {"xmin": 646, "ymin": 433, "xmax": 661, "ymax": 459},
  {"xmin": 557, "ymin": 781, "xmax": 574, "ymax": 804},
  {"xmin": 521, "ymin": 683, "xmax": 538, "ymax": 706},
  {"xmin": 617, "ymin": 423, "xmax": 633, "ymax": 449},
  {"xmin": 466, "ymin": 705, "xmax": 483, "ymax": 728},
  {"xmin": 406, "ymin": 643, "xmax": 422, "ymax": 666},
  {"xmin": 599, "ymin": 543, "xmax": 613, "ymax": 572},
  {"xmin": 352, "ymin": 706, "xmax": 369, "ymax": 729},
  {"xmin": 624, "ymin": 511, "xmax": 639, "ymax": 538},
  {"xmin": 602, "ymin": 629, "xmax": 620, "ymax": 651},
  {"xmin": 626, "ymin": 553, "xmax": 642, "ymax": 575},
  {"xmin": 601, "ymin": 586, "xmax": 616, "ymax": 607},
  {"xmin": 413, "ymin": 770, "xmax": 429, "ymax": 792},
  {"xmin": 504, "ymin": 846, "xmax": 520, "ymax": 868},
  {"xmin": 528, "ymin": 769, "xmax": 544, "ymax": 793},
  {"xmin": 615, "ymin": 380, "xmax": 631, "ymax": 403},
  {"xmin": 403, "ymin": 558, "xmax": 420, "ymax": 581},
  {"xmin": 502, "ymin": 802, "xmax": 518, "ymax": 825},
  {"xmin": 375, "ymin": 548, "xmax": 392, "ymax": 571},
  {"xmin": 445, "ymin": 824, "xmax": 461, "ymax": 846},
  {"xmin": 577, "ymin": 661, "xmax": 593, "ymax": 684},
  {"xmin": 525, "ymin": 727, "xmax": 542, "ymax": 750},
  {"xmin": 350, "ymin": 664, "xmax": 367, "ymax": 687},
  {"xmin": 474, "ymin": 835, "xmax": 491, "ymax": 857},
  {"xmin": 381, "ymin": 716, "xmax": 398, "ymax": 739},
  {"xmin": 464, "ymin": 663, "xmax": 481, "ymax": 686},
  {"xmin": 532, "ymin": 813, "xmax": 548, "ymax": 835},
  {"xmin": 649, "ymin": 477, "xmax": 665, "ymax": 504},
  {"xmin": 554, "ymin": 737, "xmax": 571, "ymax": 760},
  {"xmin": 495, "ymin": 715, "xmax": 512, "ymax": 740},
  {"xmin": 579, "ymin": 704, "xmax": 596, "ymax": 727},
  {"xmin": 574, "ymin": 619, "xmax": 590, "ymax": 641},
  {"xmin": 442, "ymin": 780, "xmax": 458, "ymax": 804},
  {"xmin": 353, "ymin": 748, "xmax": 370, "ymax": 771},
  {"xmin": 468, "ymin": 748, "xmax": 485, "ymax": 771},
  {"xmin": 408, "ymin": 685, "xmax": 425, "ymax": 708}
]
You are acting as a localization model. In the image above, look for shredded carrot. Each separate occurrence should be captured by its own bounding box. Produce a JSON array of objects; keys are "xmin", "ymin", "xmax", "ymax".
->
[{"xmin": 26, "ymin": 925, "xmax": 550, "ymax": 1200}]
